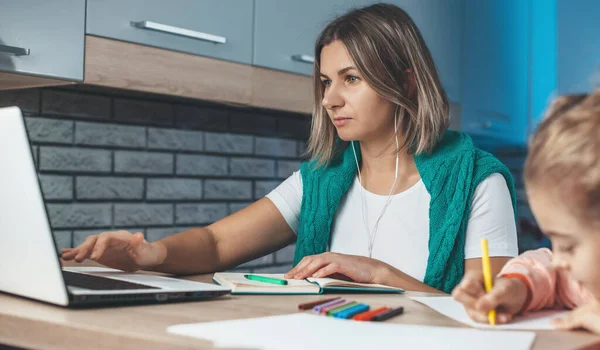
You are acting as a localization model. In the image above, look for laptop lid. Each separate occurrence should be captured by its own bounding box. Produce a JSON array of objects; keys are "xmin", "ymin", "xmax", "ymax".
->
[{"xmin": 0, "ymin": 107, "xmax": 70, "ymax": 306}]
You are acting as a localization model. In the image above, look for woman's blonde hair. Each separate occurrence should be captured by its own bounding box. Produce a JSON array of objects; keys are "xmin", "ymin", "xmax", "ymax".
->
[
  {"xmin": 307, "ymin": 3, "xmax": 450, "ymax": 166},
  {"xmin": 524, "ymin": 90, "xmax": 600, "ymax": 223}
]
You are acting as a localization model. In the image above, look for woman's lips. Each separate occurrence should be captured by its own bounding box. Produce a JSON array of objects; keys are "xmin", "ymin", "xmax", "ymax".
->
[{"xmin": 333, "ymin": 117, "xmax": 351, "ymax": 127}]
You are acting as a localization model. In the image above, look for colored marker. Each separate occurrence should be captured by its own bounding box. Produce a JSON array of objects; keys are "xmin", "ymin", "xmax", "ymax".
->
[
  {"xmin": 244, "ymin": 274, "xmax": 288, "ymax": 285},
  {"xmin": 320, "ymin": 300, "xmax": 354, "ymax": 315},
  {"xmin": 352, "ymin": 307, "xmax": 391, "ymax": 321},
  {"xmin": 298, "ymin": 297, "xmax": 340, "ymax": 310},
  {"xmin": 371, "ymin": 306, "xmax": 404, "ymax": 322},
  {"xmin": 313, "ymin": 298, "xmax": 346, "ymax": 313},
  {"xmin": 326, "ymin": 301, "xmax": 359, "ymax": 316},
  {"xmin": 333, "ymin": 303, "xmax": 370, "ymax": 319}
]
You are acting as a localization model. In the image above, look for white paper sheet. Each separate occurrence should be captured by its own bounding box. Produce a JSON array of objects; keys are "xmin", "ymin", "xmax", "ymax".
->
[
  {"xmin": 411, "ymin": 296, "xmax": 570, "ymax": 330},
  {"xmin": 168, "ymin": 313, "xmax": 536, "ymax": 350}
]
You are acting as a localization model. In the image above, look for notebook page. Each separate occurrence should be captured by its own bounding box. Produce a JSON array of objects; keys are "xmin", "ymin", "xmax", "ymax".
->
[
  {"xmin": 215, "ymin": 273, "xmax": 309, "ymax": 286},
  {"xmin": 306, "ymin": 277, "xmax": 401, "ymax": 290}
]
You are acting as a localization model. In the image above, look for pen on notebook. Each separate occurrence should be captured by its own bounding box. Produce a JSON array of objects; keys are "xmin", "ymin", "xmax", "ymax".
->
[
  {"xmin": 481, "ymin": 239, "xmax": 496, "ymax": 325},
  {"xmin": 244, "ymin": 274, "xmax": 288, "ymax": 285},
  {"xmin": 371, "ymin": 306, "xmax": 404, "ymax": 322}
]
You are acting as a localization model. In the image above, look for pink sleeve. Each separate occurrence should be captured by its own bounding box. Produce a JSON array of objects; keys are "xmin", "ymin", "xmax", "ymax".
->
[{"xmin": 498, "ymin": 248, "xmax": 594, "ymax": 312}]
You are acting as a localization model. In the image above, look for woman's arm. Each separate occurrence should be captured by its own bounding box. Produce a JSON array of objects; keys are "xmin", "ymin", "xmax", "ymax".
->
[
  {"xmin": 152, "ymin": 198, "xmax": 296, "ymax": 275},
  {"xmin": 62, "ymin": 197, "xmax": 296, "ymax": 275}
]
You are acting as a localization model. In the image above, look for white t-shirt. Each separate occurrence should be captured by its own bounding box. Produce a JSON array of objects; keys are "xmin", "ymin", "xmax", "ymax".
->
[{"xmin": 266, "ymin": 171, "xmax": 518, "ymax": 282}]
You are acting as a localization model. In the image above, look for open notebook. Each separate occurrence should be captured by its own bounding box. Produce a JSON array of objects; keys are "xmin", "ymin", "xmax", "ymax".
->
[{"xmin": 212, "ymin": 273, "xmax": 404, "ymax": 294}]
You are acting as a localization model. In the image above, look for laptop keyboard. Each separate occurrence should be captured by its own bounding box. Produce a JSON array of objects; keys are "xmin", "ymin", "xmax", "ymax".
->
[{"xmin": 62, "ymin": 271, "xmax": 160, "ymax": 290}]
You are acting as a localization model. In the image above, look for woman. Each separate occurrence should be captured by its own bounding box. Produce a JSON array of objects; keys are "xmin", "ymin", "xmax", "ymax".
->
[{"xmin": 62, "ymin": 3, "xmax": 518, "ymax": 294}]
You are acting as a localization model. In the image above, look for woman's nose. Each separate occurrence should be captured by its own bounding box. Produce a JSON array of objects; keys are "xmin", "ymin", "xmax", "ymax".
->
[{"xmin": 322, "ymin": 85, "xmax": 344, "ymax": 110}]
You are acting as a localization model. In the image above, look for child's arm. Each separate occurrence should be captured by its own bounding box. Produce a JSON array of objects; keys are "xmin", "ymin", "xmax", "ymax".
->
[{"xmin": 499, "ymin": 248, "xmax": 593, "ymax": 311}]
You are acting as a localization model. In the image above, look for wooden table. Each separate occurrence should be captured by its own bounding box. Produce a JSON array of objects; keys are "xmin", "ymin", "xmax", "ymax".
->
[{"xmin": 1, "ymin": 266, "xmax": 599, "ymax": 350}]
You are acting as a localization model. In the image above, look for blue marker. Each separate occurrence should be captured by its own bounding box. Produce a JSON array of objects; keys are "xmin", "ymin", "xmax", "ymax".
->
[{"xmin": 333, "ymin": 303, "xmax": 370, "ymax": 319}]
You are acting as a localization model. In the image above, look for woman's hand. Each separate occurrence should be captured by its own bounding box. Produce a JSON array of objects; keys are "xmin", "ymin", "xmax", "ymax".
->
[
  {"xmin": 61, "ymin": 230, "xmax": 167, "ymax": 272},
  {"xmin": 552, "ymin": 300, "xmax": 600, "ymax": 334},
  {"xmin": 452, "ymin": 270, "xmax": 530, "ymax": 324},
  {"xmin": 284, "ymin": 252, "xmax": 388, "ymax": 284}
]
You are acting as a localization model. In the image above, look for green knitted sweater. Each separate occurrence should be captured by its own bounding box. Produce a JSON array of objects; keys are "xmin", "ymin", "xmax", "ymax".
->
[{"xmin": 293, "ymin": 131, "xmax": 516, "ymax": 293}]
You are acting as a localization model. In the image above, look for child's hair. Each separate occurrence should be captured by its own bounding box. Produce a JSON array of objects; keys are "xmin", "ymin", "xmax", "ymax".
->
[
  {"xmin": 524, "ymin": 90, "xmax": 600, "ymax": 224},
  {"xmin": 308, "ymin": 3, "xmax": 449, "ymax": 166}
]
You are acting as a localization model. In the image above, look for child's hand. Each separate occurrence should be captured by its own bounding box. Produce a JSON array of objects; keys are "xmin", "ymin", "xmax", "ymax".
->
[
  {"xmin": 552, "ymin": 300, "xmax": 600, "ymax": 334},
  {"xmin": 451, "ymin": 270, "xmax": 529, "ymax": 324}
]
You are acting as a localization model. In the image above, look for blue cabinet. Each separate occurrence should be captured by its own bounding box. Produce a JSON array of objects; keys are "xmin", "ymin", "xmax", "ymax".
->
[
  {"xmin": 460, "ymin": 0, "xmax": 530, "ymax": 144},
  {"xmin": 86, "ymin": 0, "xmax": 254, "ymax": 65},
  {"xmin": 558, "ymin": 0, "xmax": 600, "ymax": 94},
  {"xmin": 0, "ymin": 0, "xmax": 85, "ymax": 81}
]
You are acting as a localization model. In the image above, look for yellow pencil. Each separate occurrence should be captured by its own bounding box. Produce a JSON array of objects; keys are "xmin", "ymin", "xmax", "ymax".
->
[{"xmin": 481, "ymin": 239, "xmax": 496, "ymax": 325}]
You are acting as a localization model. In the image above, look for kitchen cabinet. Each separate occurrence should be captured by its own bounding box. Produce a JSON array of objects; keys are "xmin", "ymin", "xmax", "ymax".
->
[
  {"xmin": 253, "ymin": 0, "xmax": 463, "ymax": 102},
  {"xmin": 86, "ymin": 0, "xmax": 254, "ymax": 65},
  {"xmin": 0, "ymin": 0, "xmax": 85, "ymax": 82}
]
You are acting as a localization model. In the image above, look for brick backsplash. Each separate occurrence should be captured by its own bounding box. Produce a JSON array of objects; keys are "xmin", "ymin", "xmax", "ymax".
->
[{"xmin": 1, "ymin": 87, "xmax": 306, "ymax": 273}]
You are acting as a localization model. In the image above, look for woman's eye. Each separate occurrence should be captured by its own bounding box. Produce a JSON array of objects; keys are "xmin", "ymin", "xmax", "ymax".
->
[
  {"xmin": 346, "ymin": 75, "xmax": 359, "ymax": 83},
  {"xmin": 321, "ymin": 79, "xmax": 332, "ymax": 86}
]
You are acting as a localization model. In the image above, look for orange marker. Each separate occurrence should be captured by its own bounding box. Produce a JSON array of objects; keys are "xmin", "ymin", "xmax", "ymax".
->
[{"xmin": 352, "ymin": 307, "xmax": 391, "ymax": 321}]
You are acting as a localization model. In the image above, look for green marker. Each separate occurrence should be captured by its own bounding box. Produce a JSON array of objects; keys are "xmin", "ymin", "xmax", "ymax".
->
[
  {"xmin": 327, "ymin": 301, "xmax": 359, "ymax": 316},
  {"xmin": 245, "ymin": 274, "xmax": 288, "ymax": 285}
]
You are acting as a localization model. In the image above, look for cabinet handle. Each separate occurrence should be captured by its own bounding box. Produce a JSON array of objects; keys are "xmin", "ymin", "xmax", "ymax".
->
[
  {"xmin": 291, "ymin": 55, "xmax": 315, "ymax": 64},
  {"xmin": 0, "ymin": 44, "xmax": 30, "ymax": 57},
  {"xmin": 130, "ymin": 21, "xmax": 227, "ymax": 44}
]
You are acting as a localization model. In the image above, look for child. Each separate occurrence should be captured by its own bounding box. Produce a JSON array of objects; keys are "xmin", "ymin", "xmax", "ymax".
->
[{"xmin": 452, "ymin": 91, "xmax": 600, "ymax": 333}]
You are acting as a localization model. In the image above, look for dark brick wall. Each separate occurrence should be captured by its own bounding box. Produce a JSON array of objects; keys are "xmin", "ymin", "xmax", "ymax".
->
[{"xmin": 0, "ymin": 87, "xmax": 307, "ymax": 273}]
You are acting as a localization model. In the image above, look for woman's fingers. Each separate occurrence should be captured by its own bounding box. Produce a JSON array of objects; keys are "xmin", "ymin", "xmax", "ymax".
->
[
  {"xmin": 292, "ymin": 255, "xmax": 330, "ymax": 279},
  {"xmin": 60, "ymin": 248, "xmax": 79, "ymax": 260},
  {"xmin": 74, "ymin": 235, "xmax": 98, "ymax": 262},
  {"xmin": 284, "ymin": 256, "xmax": 311, "ymax": 278},
  {"xmin": 311, "ymin": 262, "xmax": 342, "ymax": 278}
]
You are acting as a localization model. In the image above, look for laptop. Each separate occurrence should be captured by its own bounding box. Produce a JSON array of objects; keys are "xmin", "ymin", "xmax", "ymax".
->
[{"xmin": 0, "ymin": 106, "xmax": 231, "ymax": 307}]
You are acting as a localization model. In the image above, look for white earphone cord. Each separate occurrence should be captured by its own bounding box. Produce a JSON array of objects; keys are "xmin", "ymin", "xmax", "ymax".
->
[{"xmin": 351, "ymin": 112, "xmax": 399, "ymax": 258}]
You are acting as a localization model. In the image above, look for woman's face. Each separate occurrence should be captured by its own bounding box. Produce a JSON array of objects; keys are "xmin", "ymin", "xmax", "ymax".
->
[
  {"xmin": 320, "ymin": 40, "xmax": 396, "ymax": 143},
  {"xmin": 528, "ymin": 187, "xmax": 600, "ymax": 297}
]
